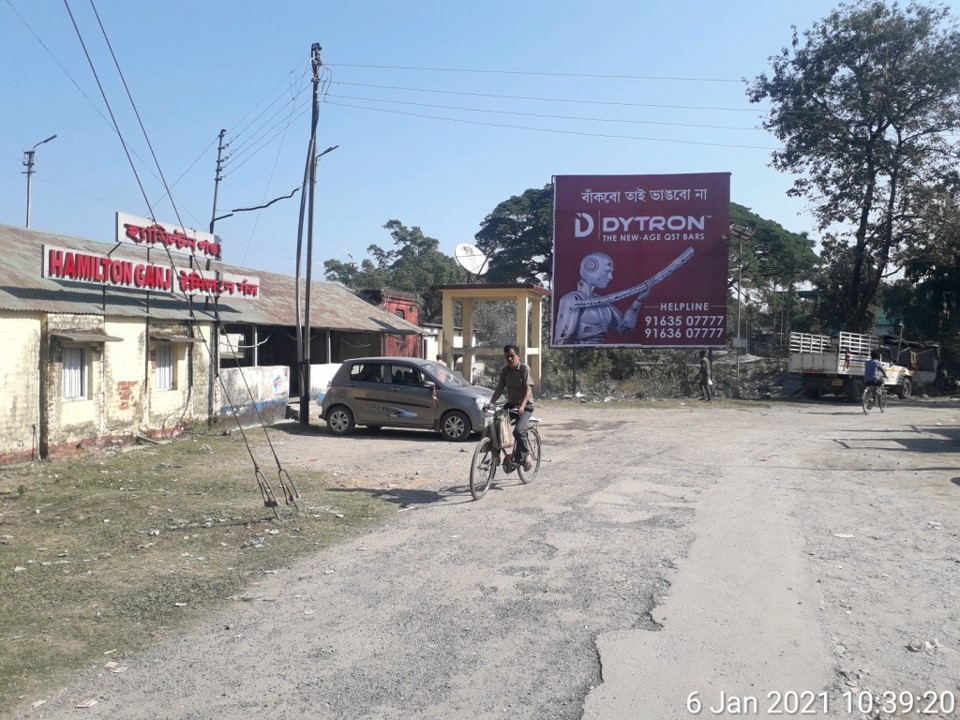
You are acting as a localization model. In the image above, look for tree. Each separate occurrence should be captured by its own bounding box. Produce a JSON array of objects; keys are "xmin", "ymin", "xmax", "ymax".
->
[
  {"xmin": 729, "ymin": 203, "xmax": 819, "ymax": 344},
  {"xmin": 883, "ymin": 177, "xmax": 960, "ymax": 362},
  {"xmin": 474, "ymin": 184, "xmax": 553, "ymax": 284},
  {"xmin": 322, "ymin": 220, "xmax": 465, "ymax": 322},
  {"xmin": 729, "ymin": 203, "xmax": 818, "ymax": 291},
  {"xmin": 748, "ymin": 1, "xmax": 960, "ymax": 332}
]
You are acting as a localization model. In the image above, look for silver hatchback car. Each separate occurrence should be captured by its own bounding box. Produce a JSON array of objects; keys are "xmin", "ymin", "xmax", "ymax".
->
[{"xmin": 321, "ymin": 357, "xmax": 493, "ymax": 441}]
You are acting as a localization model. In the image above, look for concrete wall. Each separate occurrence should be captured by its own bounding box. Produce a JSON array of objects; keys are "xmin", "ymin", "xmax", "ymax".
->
[
  {"xmin": 218, "ymin": 365, "xmax": 289, "ymax": 426},
  {"xmin": 102, "ymin": 318, "xmax": 145, "ymax": 433},
  {"xmin": 146, "ymin": 324, "xmax": 212, "ymax": 433},
  {"xmin": 45, "ymin": 314, "xmax": 111, "ymax": 458},
  {"xmin": 0, "ymin": 314, "xmax": 42, "ymax": 463},
  {"xmin": 0, "ymin": 313, "xmax": 219, "ymax": 463},
  {"xmin": 311, "ymin": 362, "xmax": 341, "ymax": 403}
]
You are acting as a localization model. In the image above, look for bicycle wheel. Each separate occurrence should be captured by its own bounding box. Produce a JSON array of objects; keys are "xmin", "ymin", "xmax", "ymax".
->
[
  {"xmin": 518, "ymin": 427, "xmax": 541, "ymax": 484},
  {"xmin": 861, "ymin": 387, "xmax": 874, "ymax": 414},
  {"xmin": 469, "ymin": 436, "xmax": 496, "ymax": 500},
  {"xmin": 878, "ymin": 387, "xmax": 887, "ymax": 413}
]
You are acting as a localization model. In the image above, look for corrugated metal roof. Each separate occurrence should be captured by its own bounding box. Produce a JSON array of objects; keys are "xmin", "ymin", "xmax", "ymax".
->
[{"xmin": 0, "ymin": 223, "xmax": 423, "ymax": 335}]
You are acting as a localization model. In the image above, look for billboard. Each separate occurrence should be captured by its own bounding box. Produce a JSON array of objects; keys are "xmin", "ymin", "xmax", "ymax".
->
[{"xmin": 551, "ymin": 173, "xmax": 730, "ymax": 348}]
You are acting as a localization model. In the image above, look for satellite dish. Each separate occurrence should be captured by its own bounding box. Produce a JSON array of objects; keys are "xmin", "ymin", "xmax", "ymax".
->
[{"xmin": 454, "ymin": 243, "xmax": 489, "ymax": 279}]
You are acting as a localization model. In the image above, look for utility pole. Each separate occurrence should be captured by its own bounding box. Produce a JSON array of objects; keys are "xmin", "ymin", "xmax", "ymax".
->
[
  {"xmin": 299, "ymin": 43, "xmax": 323, "ymax": 427},
  {"xmin": 209, "ymin": 129, "xmax": 228, "ymax": 234},
  {"xmin": 23, "ymin": 134, "xmax": 57, "ymax": 228}
]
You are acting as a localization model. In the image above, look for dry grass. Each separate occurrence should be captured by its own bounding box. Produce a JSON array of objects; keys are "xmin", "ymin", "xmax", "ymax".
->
[{"xmin": 0, "ymin": 427, "xmax": 393, "ymax": 715}]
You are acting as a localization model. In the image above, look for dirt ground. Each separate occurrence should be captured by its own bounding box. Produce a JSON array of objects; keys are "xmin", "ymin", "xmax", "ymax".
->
[{"xmin": 8, "ymin": 397, "xmax": 960, "ymax": 719}]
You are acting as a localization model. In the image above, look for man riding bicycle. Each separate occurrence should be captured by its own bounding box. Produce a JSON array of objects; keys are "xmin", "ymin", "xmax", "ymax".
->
[
  {"xmin": 489, "ymin": 344, "xmax": 534, "ymax": 471},
  {"xmin": 864, "ymin": 348, "xmax": 888, "ymax": 389}
]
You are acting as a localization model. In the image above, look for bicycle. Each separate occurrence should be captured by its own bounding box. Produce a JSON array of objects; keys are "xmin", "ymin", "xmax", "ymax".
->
[
  {"xmin": 862, "ymin": 383, "xmax": 887, "ymax": 414},
  {"xmin": 469, "ymin": 404, "xmax": 541, "ymax": 500}
]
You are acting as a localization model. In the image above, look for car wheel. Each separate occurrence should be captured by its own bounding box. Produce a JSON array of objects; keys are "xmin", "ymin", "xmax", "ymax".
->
[
  {"xmin": 440, "ymin": 410, "xmax": 471, "ymax": 442},
  {"xmin": 326, "ymin": 405, "xmax": 355, "ymax": 436}
]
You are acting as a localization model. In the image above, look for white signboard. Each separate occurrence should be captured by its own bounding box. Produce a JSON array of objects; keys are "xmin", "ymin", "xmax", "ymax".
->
[{"xmin": 115, "ymin": 211, "xmax": 221, "ymax": 261}]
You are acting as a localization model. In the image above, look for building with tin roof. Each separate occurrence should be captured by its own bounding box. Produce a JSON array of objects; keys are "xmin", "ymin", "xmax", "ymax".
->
[{"xmin": 0, "ymin": 223, "xmax": 422, "ymax": 464}]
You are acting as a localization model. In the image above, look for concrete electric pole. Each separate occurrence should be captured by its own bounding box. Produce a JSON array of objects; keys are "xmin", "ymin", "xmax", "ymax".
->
[{"xmin": 23, "ymin": 134, "xmax": 57, "ymax": 228}]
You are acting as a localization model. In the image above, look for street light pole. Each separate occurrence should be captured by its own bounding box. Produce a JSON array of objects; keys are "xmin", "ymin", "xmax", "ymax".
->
[{"xmin": 23, "ymin": 134, "xmax": 57, "ymax": 228}]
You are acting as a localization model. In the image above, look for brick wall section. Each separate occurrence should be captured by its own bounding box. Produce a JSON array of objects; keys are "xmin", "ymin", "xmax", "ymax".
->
[{"xmin": 116, "ymin": 380, "xmax": 138, "ymax": 411}]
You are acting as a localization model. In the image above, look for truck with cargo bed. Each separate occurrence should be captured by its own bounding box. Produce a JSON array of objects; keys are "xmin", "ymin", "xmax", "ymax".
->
[{"xmin": 787, "ymin": 331, "xmax": 913, "ymax": 401}]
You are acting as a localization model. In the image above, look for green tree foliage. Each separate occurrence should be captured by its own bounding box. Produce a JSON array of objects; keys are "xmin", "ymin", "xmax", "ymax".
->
[
  {"xmin": 883, "ymin": 179, "xmax": 960, "ymax": 363},
  {"xmin": 729, "ymin": 203, "xmax": 818, "ymax": 291},
  {"xmin": 474, "ymin": 184, "xmax": 553, "ymax": 284},
  {"xmin": 729, "ymin": 203, "xmax": 819, "ymax": 346},
  {"xmin": 748, "ymin": 1, "xmax": 960, "ymax": 332},
  {"xmin": 322, "ymin": 220, "xmax": 465, "ymax": 322}
]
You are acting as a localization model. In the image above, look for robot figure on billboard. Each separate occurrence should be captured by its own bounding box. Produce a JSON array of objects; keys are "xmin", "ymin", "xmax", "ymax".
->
[
  {"xmin": 553, "ymin": 247, "xmax": 695, "ymax": 345},
  {"xmin": 554, "ymin": 252, "xmax": 647, "ymax": 345}
]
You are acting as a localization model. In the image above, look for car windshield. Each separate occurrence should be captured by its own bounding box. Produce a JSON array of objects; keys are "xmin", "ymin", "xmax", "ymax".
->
[{"xmin": 424, "ymin": 360, "xmax": 472, "ymax": 388}]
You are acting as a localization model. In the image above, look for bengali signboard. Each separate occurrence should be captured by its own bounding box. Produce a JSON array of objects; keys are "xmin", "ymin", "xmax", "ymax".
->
[
  {"xmin": 115, "ymin": 211, "xmax": 221, "ymax": 261},
  {"xmin": 551, "ymin": 173, "xmax": 730, "ymax": 348},
  {"xmin": 41, "ymin": 245, "xmax": 260, "ymax": 300}
]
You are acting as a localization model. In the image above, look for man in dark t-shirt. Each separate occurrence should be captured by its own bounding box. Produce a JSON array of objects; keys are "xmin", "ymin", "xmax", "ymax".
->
[{"xmin": 490, "ymin": 343, "xmax": 534, "ymax": 470}]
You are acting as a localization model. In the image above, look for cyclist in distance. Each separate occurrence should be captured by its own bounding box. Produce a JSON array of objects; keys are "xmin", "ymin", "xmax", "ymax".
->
[
  {"xmin": 864, "ymin": 348, "xmax": 888, "ymax": 390},
  {"xmin": 489, "ymin": 344, "xmax": 535, "ymax": 471}
]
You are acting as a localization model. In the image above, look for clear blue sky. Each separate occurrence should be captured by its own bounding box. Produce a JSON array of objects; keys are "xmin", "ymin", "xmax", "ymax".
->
[{"xmin": 4, "ymin": 1, "xmax": 955, "ymax": 280}]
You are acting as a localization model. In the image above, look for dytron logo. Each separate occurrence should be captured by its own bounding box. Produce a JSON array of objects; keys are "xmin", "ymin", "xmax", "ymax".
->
[
  {"xmin": 574, "ymin": 214, "xmax": 707, "ymax": 238},
  {"xmin": 574, "ymin": 213, "xmax": 595, "ymax": 238}
]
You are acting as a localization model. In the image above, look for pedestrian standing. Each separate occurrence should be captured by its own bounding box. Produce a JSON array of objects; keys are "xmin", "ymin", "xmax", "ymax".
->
[{"xmin": 699, "ymin": 350, "xmax": 713, "ymax": 402}]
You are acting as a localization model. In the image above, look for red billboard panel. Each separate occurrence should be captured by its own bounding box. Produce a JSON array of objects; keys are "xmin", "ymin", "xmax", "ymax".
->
[{"xmin": 551, "ymin": 173, "xmax": 730, "ymax": 348}]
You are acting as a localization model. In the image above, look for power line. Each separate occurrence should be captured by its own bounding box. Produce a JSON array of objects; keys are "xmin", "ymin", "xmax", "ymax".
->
[
  {"xmin": 230, "ymin": 60, "xmax": 310, "ymax": 143},
  {"xmin": 332, "ymin": 80, "xmax": 763, "ymax": 113},
  {"xmin": 8, "ymin": 0, "xmax": 173, "ymax": 195},
  {"xmin": 227, "ymin": 95, "xmax": 310, "ymax": 164},
  {"xmin": 225, "ymin": 100, "xmax": 311, "ymax": 177},
  {"xmin": 6, "ymin": 0, "xmax": 105, "ymax": 117},
  {"xmin": 62, "ymin": 0, "xmax": 155, "ymax": 219},
  {"xmin": 326, "ymin": 62, "xmax": 745, "ymax": 84},
  {"xmin": 326, "ymin": 92, "xmax": 765, "ymax": 132},
  {"xmin": 325, "ymin": 100, "xmax": 777, "ymax": 149},
  {"xmin": 88, "ymin": 0, "xmax": 190, "ymax": 228}
]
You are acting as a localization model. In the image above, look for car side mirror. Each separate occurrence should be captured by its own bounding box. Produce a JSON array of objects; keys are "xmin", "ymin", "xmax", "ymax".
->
[{"xmin": 423, "ymin": 380, "xmax": 436, "ymax": 389}]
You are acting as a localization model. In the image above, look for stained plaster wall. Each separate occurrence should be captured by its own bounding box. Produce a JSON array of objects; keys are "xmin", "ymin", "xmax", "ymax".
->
[
  {"xmin": 146, "ymin": 324, "xmax": 213, "ymax": 432},
  {"xmin": 0, "ymin": 314, "xmax": 43, "ymax": 463},
  {"xmin": 43, "ymin": 314, "xmax": 214, "ymax": 461}
]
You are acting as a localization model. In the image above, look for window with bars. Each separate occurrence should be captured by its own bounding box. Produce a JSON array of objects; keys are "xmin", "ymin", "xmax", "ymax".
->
[
  {"xmin": 63, "ymin": 346, "xmax": 88, "ymax": 400},
  {"xmin": 156, "ymin": 343, "xmax": 174, "ymax": 390}
]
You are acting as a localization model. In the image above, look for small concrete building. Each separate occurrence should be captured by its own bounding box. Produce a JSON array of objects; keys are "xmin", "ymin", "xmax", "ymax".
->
[{"xmin": 0, "ymin": 223, "xmax": 423, "ymax": 464}]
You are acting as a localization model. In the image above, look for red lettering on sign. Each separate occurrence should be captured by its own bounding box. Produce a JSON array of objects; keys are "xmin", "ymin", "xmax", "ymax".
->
[{"xmin": 48, "ymin": 249, "xmax": 64, "ymax": 277}]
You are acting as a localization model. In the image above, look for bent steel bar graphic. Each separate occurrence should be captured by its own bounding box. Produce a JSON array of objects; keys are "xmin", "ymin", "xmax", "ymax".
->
[{"xmin": 572, "ymin": 246, "xmax": 695, "ymax": 308}]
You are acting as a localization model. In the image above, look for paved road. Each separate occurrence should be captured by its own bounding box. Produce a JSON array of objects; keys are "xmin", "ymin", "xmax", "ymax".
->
[{"xmin": 14, "ymin": 400, "xmax": 960, "ymax": 719}]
